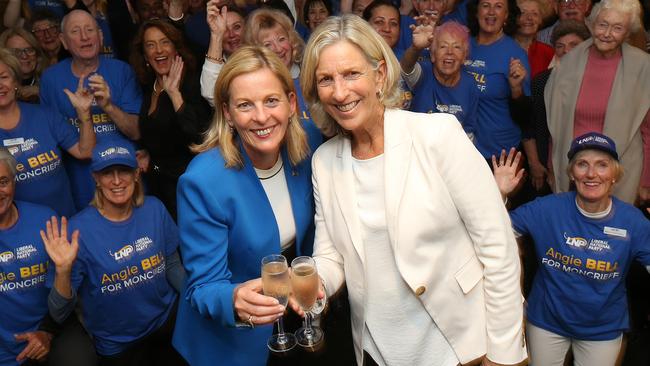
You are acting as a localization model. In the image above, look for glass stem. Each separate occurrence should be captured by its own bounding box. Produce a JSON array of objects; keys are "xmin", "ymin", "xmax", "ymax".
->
[
  {"xmin": 276, "ymin": 317, "xmax": 287, "ymax": 344},
  {"xmin": 304, "ymin": 312, "xmax": 313, "ymax": 339}
]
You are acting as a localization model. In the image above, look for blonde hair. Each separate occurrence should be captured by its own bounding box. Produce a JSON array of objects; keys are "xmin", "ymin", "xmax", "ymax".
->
[
  {"xmin": 0, "ymin": 27, "xmax": 49, "ymax": 78},
  {"xmin": 90, "ymin": 169, "xmax": 145, "ymax": 209},
  {"xmin": 193, "ymin": 46, "xmax": 309, "ymax": 169},
  {"xmin": 300, "ymin": 14, "xmax": 402, "ymax": 137},
  {"xmin": 567, "ymin": 150, "xmax": 624, "ymax": 183},
  {"xmin": 0, "ymin": 48, "xmax": 22, "ymax": 83},
  {"xmin": 587, "ymin": 0, "xmax": 642, "ymax": 33},
  {"xmin": 243, "ymin": 8, "xmax": 305, "ymax": 66}
]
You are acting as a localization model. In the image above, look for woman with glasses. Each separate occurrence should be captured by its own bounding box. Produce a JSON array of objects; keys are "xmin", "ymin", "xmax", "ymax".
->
[
  {"xmin": 545, "ymin": 0, "xmax": 650, "ymax": 206},
  {"xmin": 0, "ymin": 27, "xmax": 48, "ymax": 103}
]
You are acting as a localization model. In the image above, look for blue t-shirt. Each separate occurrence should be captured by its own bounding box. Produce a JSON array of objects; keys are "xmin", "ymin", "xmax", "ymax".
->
[
  {"xmin": 510, "ymin": 192, "xmax": 650, "ymax": 340},
  {"xmin": 410, "ymin": 62, "xmax": 478, "ymax": 134},
  {"xmin": 40, "ymin": 57, "xmax": 142, "ymax": 211},
  {"xmin": 96, "ymin": 14, "xmax": 114, "ymax": 58},
  {"xmin": 441, "ymin": 0, "xmax": 469, "ymax": 25},
  {"xmin": 294, "ymin": 77, "xmax": 324, "ymax": 148},
  {"xmin": 1, "ymin": 103, "xmax": 78, "ymax": 217},
  {"xmin": 28, "ymin": 0, "xmax": 65, "ymax": 18},
  {"xmin": 465, "ymin": 36, "xmax": 530, "ymax": 158},
  {"xmin": 65, "ymin": 197, "xmax": 178, "ymax": 355},
  {"xmin": 0, "ymin": 202, "xmax": 54, "ymax": 366}
]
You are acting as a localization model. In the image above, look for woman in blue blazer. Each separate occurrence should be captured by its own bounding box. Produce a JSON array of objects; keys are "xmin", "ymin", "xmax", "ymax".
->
[{"xmin": 172, "ymin": 46, "xmax": 322, "ymax": 366}]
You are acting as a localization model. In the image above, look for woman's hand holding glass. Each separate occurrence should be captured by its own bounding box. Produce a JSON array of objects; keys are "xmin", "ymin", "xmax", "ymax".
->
[
  {"xmin": 233, "ymin": 278, "xmax": 285, "ymax": 327},
  {"xmin": 290, "ymin": 256, "xmax": 324, "ymax": 347},
  {"xmin": 260, "ymin": 254, "xmax": 296, "ymax": 352}
]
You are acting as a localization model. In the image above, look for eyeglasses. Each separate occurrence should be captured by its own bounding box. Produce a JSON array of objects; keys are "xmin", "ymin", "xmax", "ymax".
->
[
  {"xmin": 559, "ymin": 0, "xmax": 585, "ymax": 6},
  {"xmin": 10, "ymin": 48, "xmax": 37, "ymax": 57},
  {"xmin": 32, "ymin": 25, "xmax": 59, "ymax": 38}
]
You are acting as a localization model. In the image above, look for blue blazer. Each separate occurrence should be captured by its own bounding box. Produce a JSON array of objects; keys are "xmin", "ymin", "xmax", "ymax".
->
[{"xmin": 172, "ymin": 130, "xmax": 321, "ymax": 366}]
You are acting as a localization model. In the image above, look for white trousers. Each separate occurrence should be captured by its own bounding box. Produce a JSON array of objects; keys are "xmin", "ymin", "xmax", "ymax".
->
[{"xmin": 527, "ymin": 323, "xmax": 623, "ymax": 366}]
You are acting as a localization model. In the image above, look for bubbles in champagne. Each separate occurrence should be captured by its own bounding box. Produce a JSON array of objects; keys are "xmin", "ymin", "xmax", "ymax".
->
[
  {"xmin": 291, "ymin": 263, "xmax": 319, "ymax": 311},
  {"xmin": 262, "ymin": 262, "xmax": 290, "ymax": 307}
]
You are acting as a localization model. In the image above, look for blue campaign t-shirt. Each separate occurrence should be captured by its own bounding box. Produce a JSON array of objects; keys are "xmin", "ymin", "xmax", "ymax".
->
[
  {"xmin": 1, "ymin": 103, "xmax": 78, "ymax": 217},
  {"xmin": 294, "ymin": 78, "xmax": 324, "ymax": 149},
  {"xmin": 96, "ymin": 14, "xmax": 114, "ymax": 58},
  {"xmin": 465, "ymin": 36, "xmax": 530, "ymax": 158},
  {"xmin": 28, "ymin": 0, "xmax": 65, "ymax": 18},
  {"xmin": 510, "ymin": 192, "xmax": 650, "ymax": 340},
  {"xmin": 66, "ymin": 197, "xmax": 178, "ymax": 355},
  {"xmin": 441, "ymin": 0, "xmax": 469, "ymax": 25},
  {"xmin": 410, "ymin": 62, "xmax": 478, "ymax": 134},
  {"xmin": 40, "ymin": 56, "xmax": 142, "ymax": 211},
  {"xmin": 0, "ymin": 202, "xmax": 54, "ymax": 366}
]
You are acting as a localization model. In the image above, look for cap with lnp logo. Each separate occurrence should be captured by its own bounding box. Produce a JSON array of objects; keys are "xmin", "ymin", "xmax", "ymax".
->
[
  {"xmin": 567, "ymin": 132, "xmax": 618, "ymax": 161},
  {"xmin": 91, "ymin": 141, "xmax": 138, "ymax": 172}
]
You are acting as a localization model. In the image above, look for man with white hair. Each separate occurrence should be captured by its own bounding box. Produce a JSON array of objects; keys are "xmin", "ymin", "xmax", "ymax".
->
[{"xmin": 40, "ymin": 9, "xmax": 142, "ymax": 211}]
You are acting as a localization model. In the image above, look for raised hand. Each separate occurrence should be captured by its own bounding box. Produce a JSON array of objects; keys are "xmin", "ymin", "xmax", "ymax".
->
[
  {"xmin": 206, "ymin": 1, "xmax": 227, "ymax": 37},
  {"xmin": 87, "ymin": 74, "xmax": 113, "ymax": 110},
  {"xmin": 64, "ymin": 75, "xmax": 94, "ymax": 116},
  {"xmin": 40, "ymin": 216, "xmax": 79, "ymax": 272},
  {"xmin": 15, "ymin": 331, "xmax": 52, "ymax": 362},
  {"xmin": 410, "ymin": 23, "xmax": 435, "ymax": 50},
  {"xmin": 491, "ymin": 148, "xmax": 525, "ymax": 198},
  {"xmin": 162, "ymin": 55, "xmax": 184, "ymax": 96},
  {"xmin": 508, "ymin": 58, "xmax": 526, "ymax": 96}
]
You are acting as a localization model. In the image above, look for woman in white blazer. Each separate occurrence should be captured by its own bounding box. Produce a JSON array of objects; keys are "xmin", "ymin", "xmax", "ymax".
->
[{"xmin": 298, "ymin": 15, "xmax": 527, "ymax": 366}]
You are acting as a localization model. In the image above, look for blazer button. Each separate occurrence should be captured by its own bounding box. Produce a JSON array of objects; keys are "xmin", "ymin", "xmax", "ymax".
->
[{"xmin": 415, "ymin": 286, "xmax": 426, "ymax": 296}]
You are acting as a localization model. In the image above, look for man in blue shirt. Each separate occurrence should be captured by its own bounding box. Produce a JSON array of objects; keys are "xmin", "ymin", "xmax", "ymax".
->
[{"xmin": 40, "ymin": 10, "xmax": 142, "ymax": 211}]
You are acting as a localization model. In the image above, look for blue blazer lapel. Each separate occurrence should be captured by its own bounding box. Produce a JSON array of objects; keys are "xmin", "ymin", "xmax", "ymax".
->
[{"xmin": 282, "ymin": 148, "xmax": 314, "ymax": 256}]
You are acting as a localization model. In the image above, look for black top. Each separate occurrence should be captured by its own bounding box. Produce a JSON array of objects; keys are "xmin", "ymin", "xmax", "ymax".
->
[{"xmin": 527, "ymin": 68, "xmax": 552, "ymax": 166}]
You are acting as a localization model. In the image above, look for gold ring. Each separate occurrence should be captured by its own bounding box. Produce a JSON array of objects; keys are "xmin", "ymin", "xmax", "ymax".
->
[{"xmin": 247, "ymin": 315, "xmax": 255, "ymax": 328}]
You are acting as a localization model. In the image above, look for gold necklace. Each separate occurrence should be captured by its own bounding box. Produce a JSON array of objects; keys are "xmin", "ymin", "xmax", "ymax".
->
[{"xmin": 153, "ymin": 79, "xmax": 161, "ymax": 94}]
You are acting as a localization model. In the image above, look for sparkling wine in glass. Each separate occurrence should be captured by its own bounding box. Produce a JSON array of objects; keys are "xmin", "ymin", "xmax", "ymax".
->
[
  {"xmin": 291, "ymin": 256, "xmax": 324, "ymax": 348},
  {"xmin": 262, "ymin": 254, "xmax": 296, "ymax": 352}
]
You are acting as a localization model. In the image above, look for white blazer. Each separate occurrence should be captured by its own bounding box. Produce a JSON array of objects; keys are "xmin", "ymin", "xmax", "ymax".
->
[{"xmin": 312, "ymin": 109, "xmax": 527, "ymax": 365}]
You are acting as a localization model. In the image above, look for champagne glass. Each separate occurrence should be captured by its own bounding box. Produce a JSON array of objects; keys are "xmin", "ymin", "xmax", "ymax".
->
[
  {"xmin": 261, "ymin": 254, "xmax": 296, "ymax": 352},
  {"xmin": 291, "ymin": 256, "xmax": 324, "ymax": 347}
]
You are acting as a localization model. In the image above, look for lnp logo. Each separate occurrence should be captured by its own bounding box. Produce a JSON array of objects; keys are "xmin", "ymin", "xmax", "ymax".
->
[
  {"xmin": 0, "ymin": 251, "xmax": 14, "ymax": 263},
  {"xmin": 564, "ymin": 233, "xmax": 588, "ymax": 249},
  {"xmin": 110, "ymin": 245, "xmax": 134, "ymax": 261}
]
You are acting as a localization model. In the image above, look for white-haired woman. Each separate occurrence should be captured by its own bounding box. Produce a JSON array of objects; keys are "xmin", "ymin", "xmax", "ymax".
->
[
  {"xmin": 297, "ymin": 14, "xmax": 526, "ymax": 366},
  {"xmin": 545, "ymin": 0, "xmax": 650, "ymax": 206}
]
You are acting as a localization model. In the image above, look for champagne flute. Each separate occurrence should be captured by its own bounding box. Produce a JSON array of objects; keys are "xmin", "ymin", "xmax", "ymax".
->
[
  {"xmin": 291, "ymin": 256, "xmax": 324, "ymax": 347},
  {"xmin": 261, "ymin": 254, "xmax": 296, "ymax": 352}
]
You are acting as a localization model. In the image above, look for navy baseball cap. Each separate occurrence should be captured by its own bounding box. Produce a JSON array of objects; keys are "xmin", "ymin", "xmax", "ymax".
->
[
  {"xmin": 567, "ymin": 132, "xmax": 618, "ymax": 161},
  {"xmin": 91, "ymin": 141, "xmax": 137, "ymax": 172}
]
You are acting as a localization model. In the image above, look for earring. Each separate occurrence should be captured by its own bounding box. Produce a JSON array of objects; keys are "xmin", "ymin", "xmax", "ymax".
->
[
  {"xmin": 146, "ymin": 62, "xmax": 150, "ymax": 68},
  {"xmin": 376, "ymin": 89, "xmax": 384, "ymax": 100}
]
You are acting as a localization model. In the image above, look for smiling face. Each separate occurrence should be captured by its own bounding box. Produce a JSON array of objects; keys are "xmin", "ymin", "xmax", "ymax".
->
[
  {"xmin": 369, "ymin": 5, "xmax": 401, "ymax": 48},
  {"xmin": 431, "ymin": 30, "xmax": 467, "ymax": 78},
  {"xmin": 307, "ymin": 1, "xmax": 330, "ymax": 31},
  {"xmin": 223, "ymin": 12, "xmax": 244, "ymax": 56},
  {"xmin": 477, "ymin": 0, "xmax": 508, "ymax": 37},
  {"xmin": 143, "ymin": 26, "xmax": 179, "ymax": 77},
  {"xmin": 517, "ymin": 0, "xmax": 543, "ymax": 36},
  {"xmin": 413, "ymin": 0, "xmax": 447, "ymax": 18},
  {"xmin": 570, "ymin": 150, "xmax": 617, "ymax": 209},
  {"xmin": 60, "ymin": 10, "xmax": 103, "ymax": 62},
  {"xmin": 223, "ymin": 68, "xmax": 296, "ymax": 169},
  {"xmin": 5, "ymin": 36, "xmax": 37, "ymax": 79},
  {"xmin": 0, "ymin": 62, "xmax": 19, "ymax": 109},
  {"xmin": 258, "ymin": 24, "xmax": 294, "ymax": 68},
  {"xmin": 591, "ymin": 8, "xmax": 630, "ymax": 58},
  {"xmin": 0, "ymin": 162, "xmax": 16, "ymax": 219},
  {"xmin": 93, "ymin": 166, "xmax": 138, "ymax": 209},
  {"xmin": 315, "ymin": 41, "xmax": 386, "ymax": 135}
]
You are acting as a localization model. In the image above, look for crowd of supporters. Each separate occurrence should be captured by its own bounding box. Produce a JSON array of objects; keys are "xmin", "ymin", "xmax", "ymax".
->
[{"xmin": 0, "ymin": 0, "xmax": 649, "ymax": 365}]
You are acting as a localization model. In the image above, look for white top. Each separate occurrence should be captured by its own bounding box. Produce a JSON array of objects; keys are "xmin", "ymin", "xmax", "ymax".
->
[
  {"xmin": 255, "ymin": 157, "xmax": 296, "ymax": 251},
  {"xmin": 352, "ymin": 155, "xmax": 459, "ymax": 366}
]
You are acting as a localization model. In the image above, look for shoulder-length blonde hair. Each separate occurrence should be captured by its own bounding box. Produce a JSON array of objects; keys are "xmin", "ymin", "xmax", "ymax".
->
[
  {"xmin": 300, "ymin": 14, "xmax": 402, "ymax": 137},
  {"xmin": 192, "ymin": 46, "xmax": 309, "ymax": 169},
  {"xmin": 0, "ymin": 27, "xmax": 48, "ymax": 78},
  {"xmin": 243, "ymin": 8, "xmax": 305, "ymax": 65}
]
